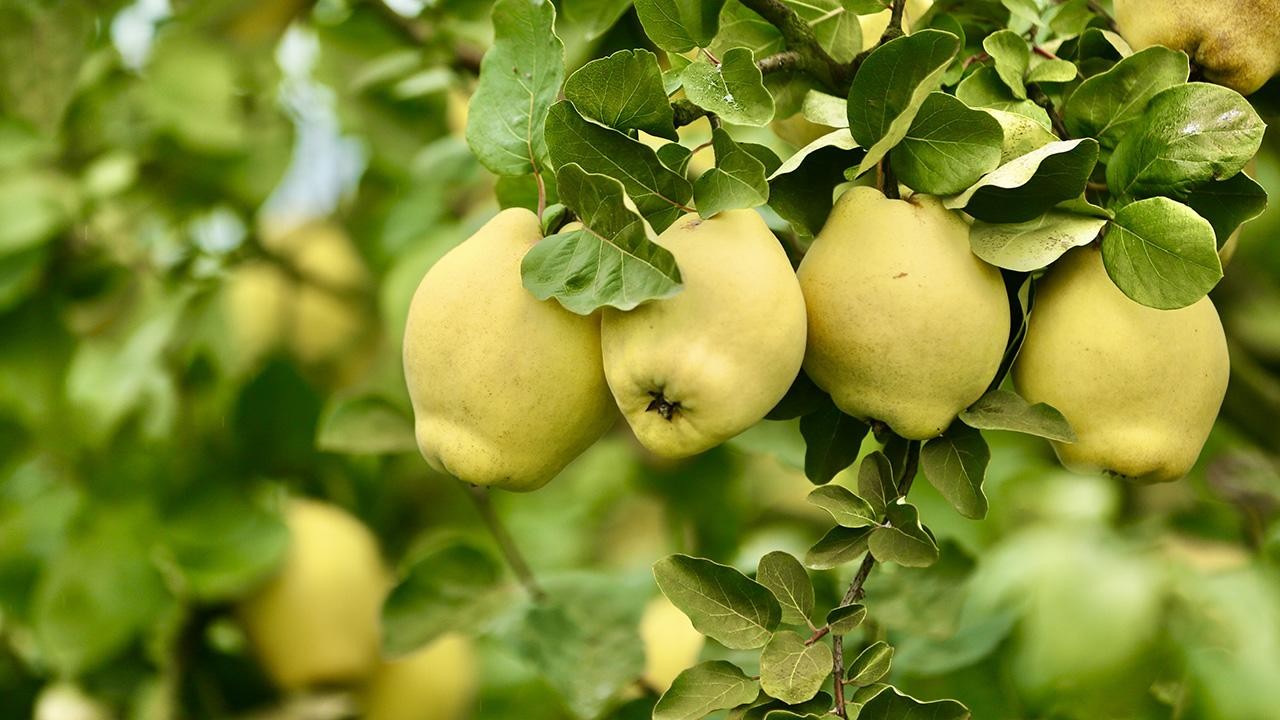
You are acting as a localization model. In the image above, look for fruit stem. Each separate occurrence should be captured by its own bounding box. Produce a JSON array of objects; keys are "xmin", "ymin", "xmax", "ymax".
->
[
  {"xmin": 466, "ymin": 485, "xmax": 546, "ymax": 601},
  {"xmin": 829, "ymin": 438, "xmax": 920, "ymax": 717},
  {"xmin": 880, "ymin": 158, "xmax": 900, "ymax": 200}
]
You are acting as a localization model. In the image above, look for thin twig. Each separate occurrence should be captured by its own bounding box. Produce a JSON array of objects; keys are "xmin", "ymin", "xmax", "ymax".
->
[
  {"xmin": 466, "ymin": 485, "xmax": 546, "ymax": 601},
  {"xmin": 829, "ymin": 439, "xmax": 919, "ymax": 718},
  {"xmin": 1085, "ymin": 0, "xmax": 1118, "ymax": 32},
  {"xmin": 1028, "ymin": 84, "xmax": 1071, "ymax": 140},
  {"xmin": 847, "ymin": 0, "xmax": 909, "ymax": 87},
  {"xmin": 806, "ymin": 624, "xmax": 830, "ymax": 645}
]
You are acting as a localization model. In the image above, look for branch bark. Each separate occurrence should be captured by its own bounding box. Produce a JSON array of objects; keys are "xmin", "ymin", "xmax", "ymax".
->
[{"xmin": 737, "ymin": 0, "xmax": 847, "ymax": 90}]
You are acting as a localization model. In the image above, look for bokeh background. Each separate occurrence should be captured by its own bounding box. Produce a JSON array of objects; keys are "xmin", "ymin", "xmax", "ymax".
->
[{"xmin": 2, "ymin": 1, "xmax": 1279, "ymax": 719}]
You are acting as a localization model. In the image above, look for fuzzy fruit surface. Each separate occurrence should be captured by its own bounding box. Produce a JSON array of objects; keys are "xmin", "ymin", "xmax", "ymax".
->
[
  {"xmin": 1013, "ymin": 246, "xmax": 1229, "ymax": 483},
  {"xmin": 798, "ymin": 187, "xmax": 1010, "ymax": 440},
  {"xmin": 1114, "ymin": 0, "xmax": 1280, "ymax": 95},
  {"xmin": 238, "ymin": 499, "xmax": 388, "ymax": 690},
  {"xmin": 403, "ymin": 208, "xmax": 615, "ymax": 490},
  {"xmin": 363, "ymin": 633, "xmax": 478, "ymax": 720},
  {"xmin": 602, "ymin": 210, "xmax": 807, "ymax": 459}
]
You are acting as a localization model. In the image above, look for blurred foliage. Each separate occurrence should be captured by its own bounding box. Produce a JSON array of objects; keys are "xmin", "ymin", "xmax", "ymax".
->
[{"xmin": 0, "ymin": 0, "xmax": 1278, "ymax": 719}]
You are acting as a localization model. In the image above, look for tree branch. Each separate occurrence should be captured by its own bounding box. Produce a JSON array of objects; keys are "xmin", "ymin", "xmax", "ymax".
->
[
  {"xmin": 847, "ymin": 0, "xmax": 909, "ymax": 88},
  {"xmin": 882, "ymin": 0, "xmax": 908, "ymax": 45},
  {"xmin": 1028, "ymin": 84, "xmax": 1071, "ymax": 140},
  {"xmin": 829, "ymin": 439, "xmax": 920, "ymax": 718},
  {"xmin": 737, "ymin": 0, "xmax": 847, "ymax": 90},
  {"xmin": 466, "ymin": 485, "xmax": 545, "ymax": 601},
  {"xmin": 672, "ymin": 99, "xmax": 711, "ymax": 128}
]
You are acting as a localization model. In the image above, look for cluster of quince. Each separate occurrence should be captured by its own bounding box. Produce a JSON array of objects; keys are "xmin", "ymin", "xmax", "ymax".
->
[{"xmin": 404, "ymin": 185, "xmax": 1227, "ymax": 490}]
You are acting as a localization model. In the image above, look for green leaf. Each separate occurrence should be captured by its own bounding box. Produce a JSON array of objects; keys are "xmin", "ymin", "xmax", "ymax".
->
[
  {"xmin": 805, "ymin": 525, "xmax": 872, "ymax": 570},
  {"xmin": 654, "ymin": 554, "xmax": 781, "ymax": 649},
  {"xmin": 919, "ymin": 423, "xmax": 991, "ymax": 520},
  {"xmin": 799, "ymin": 400, "xmax": 870, "ymax": 485},
  {"xmin": 757, "ymin": 551, "xmax": 815, "ymax": 626},
  {"xmin": 890, "ymin": 92, "xmax": 1003, "ymax": 196},
  {"xmin": 1062, "ymin": 46, "xmax": 1188, "ymax": 152},
  {"xmin": 968, "ymin": 209, "xmax": 1107, "ymax": 272},
  {"xmin": 564, "ymin": 50, "xmax": 677, "ymax": 139},
  {"xmin": 1026, "ymin": 59, "xmax": 1078, "ymax": 84},
  {"xmin": 986, "ymin": 109, "xmax": 1057, "ymax": 164},
  {"xmin": 694, "ymin": 128, "xmax": 770, "ymax": 216},
  {"xmin": 1047, "ymin": 0, "xmax": 1093, "ymax": 37},
  {"xmin": 515, "ymin": 573, "xmax": 649, "ymax": 719},
  {"xmin": 955, "ymin": 66, "xmax": 1052, "ymax": 129},
  {"xmin": 944, "ymin": 139, "xmax": 1099, "ymax": 223},
  {"xmin": 66, "ymin": 289, "xmax": 188, "ymax": 446},
  {"xmin": 767, "ymin": 371, "xmax": 829, "ymax": 421},
  {"xmin": 760, "ymin": 631, "xmax": 833, "ymax": 704},
  {"xmin": 869, "ymin": 503, "xmax": 939, "ymax": 567},
  {"xmin": 0, "ymin": 0, "xmax": 93, "ymax": 135},
  {"xmin": 655, "ymin": 661, "xmax": 761, "ymax": 720},
  {"xmin": 846, "ymin": 641, "xmax": 893, "ymax": 686},
  {"xmin": 801, "ymin": 90, "xmax": 849, "ymax": 128},
  {"xmin": 768, "ymin": 135, "xmax": 860, "ymax": 237},
  {"xmin": 33, "ymin": 508, "xmax": 171, "ymax": 675},
  {"xmin": 770, "ymin": 129, "xmax": 859, "ymax": 180},
  {"xmin": 682, "ymin": 48, "xmax": 776, "ymax": 126},
  {"xmin": 635, "ymin": 0, "xmax": 726, "ymax": 52},
  {"xmin": 658, "ymin": 142, "xmax": 695, "ymax": 175},
  {"xmin": 0, "ymin": 171, "xmax": 77, "ymax": 254},
  {"xmin": 1106, "ymin": 83, "xmax": 1265, "ymax": 200},
  {"xmin": 1182, "ymin": 172, "xmax": 1269, "ymax": 247},
  {"xmin": 732, "ymin": 692, "xmax": 834, "ymax": 720},
  {"xmin": 958, "ymin": 389, "xmax": 1076, "ymax": 441},
  {"xmin": 381, "ymin": 540, "xmax": 506, "ymax": 657},
  {"xmin": 564, "ymin": 0, "xmax": 635, "ymax": 39},
  {"xmin": 160, "ymin": 488, "xmax": 288, "ymax": 602},
  {"xmin": 808, "ymin": 485, "xmax": 878, "ymax": 528},
  {"xmin": 893, "ymin": 607, "xmax": 1019, "ymax": 676},
  {"xmin": 786, "ymin": 0, "xmax": 862, "ymax": 63},
  {"xmin": 1101, "ymin": 196, "xmax": 1221, "ymax": 309},
  {"xmin": 713, "ymin": 1, "xmax": 786, "ymax": 59},
  {"xmin": 545, "ymin": 101, "xmax": 694, "ymax": 231},
  {"xmin": 665, "ymin": 53, "xmax": 694, "ymax": 94},
  {"xmin": 522, "ymin": 164, "xmax": 684, "ymax": 313},
  {"xmin": 826, "ymin": 603, "xmax": 867, "ymax": 634},
  {"xmin": 466, "ymin": 0, "xmax": 565, "ymax": 176},
  {"xmin": 983, "ymin": 30, "xmax": 1030, "ymax": 99},
  {"xmin": 0, "ymin": 246, "xmax": 45, "ymax": 313},
  {"xmin": 855, "ymin": 686, "xmax": 970, "ymax": 719},
  {"xmin": 857, "ymin": 451, "xmax": 897, "ymax": 515},
  {"xmin": 1001, "ymin": 0, "xmax": 1041, "ymax": 25},
  {"xmin": 316, "ymin": 394, "xmax": 417, "ymax": 454},
  {"xmin": 849, "ymin": 30, "xmax": 961, "ymax": 176}
]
